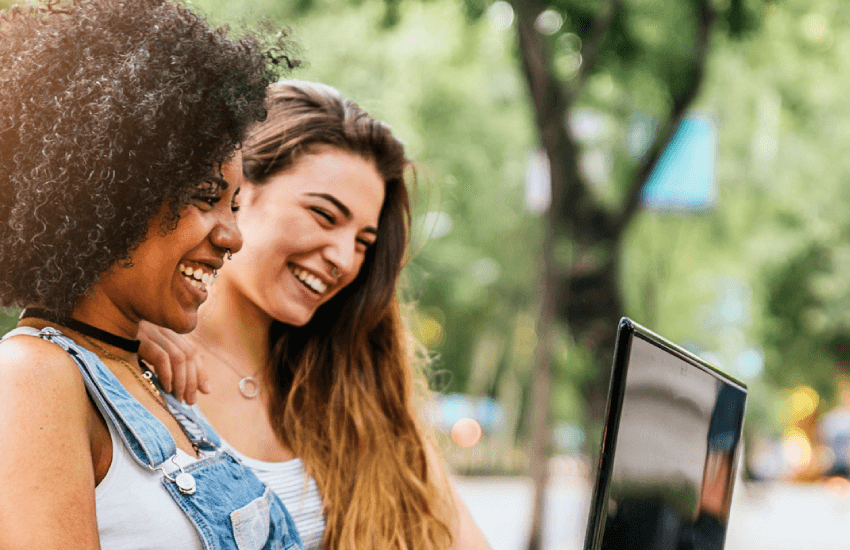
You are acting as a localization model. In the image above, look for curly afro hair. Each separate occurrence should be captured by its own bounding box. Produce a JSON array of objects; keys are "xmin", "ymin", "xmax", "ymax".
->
[{"xmin": 0, "ymin": 0, "xmax": 291, "ymax": 317}]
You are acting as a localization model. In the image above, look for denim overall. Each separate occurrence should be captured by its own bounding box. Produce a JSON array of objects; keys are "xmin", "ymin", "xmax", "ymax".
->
[{"xmin": 3, "ymin": 326, "xmax": 302, "ymax": 550}]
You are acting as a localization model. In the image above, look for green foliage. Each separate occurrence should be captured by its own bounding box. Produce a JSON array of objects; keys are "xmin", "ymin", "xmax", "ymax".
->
[
  {"xmin": 761, "ymin": 240, "xmax": 850, "ymax": 399},
  {"xmin": 195, "ymin": 0, "xmax": 542, "ymax": 402},
  {"xmin": 0, "ymin": 308, "xmax": 18, "ymax": 335},
  {"xmin": 188, "ymin": 0, "xmax": 850, "ymax": 457}
]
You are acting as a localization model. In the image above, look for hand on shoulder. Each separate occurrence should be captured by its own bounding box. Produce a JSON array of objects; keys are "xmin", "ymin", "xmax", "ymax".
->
[{"xmin": 138, "ymin": 321, "xmax": 208, "ymax": 405}]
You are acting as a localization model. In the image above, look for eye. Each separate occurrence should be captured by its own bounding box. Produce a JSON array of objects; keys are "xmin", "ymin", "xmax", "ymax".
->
[
  {"xmin": 193, "ymin": 195, "xmax": 221, "ymax": 209},
  {"xmin": 357, "ymin": 238, "xmax": 375, "ymax": 250},
  {"xmin": 191, "ymin": 177, "xmax": 225, "ymax": 210},
  {"xmin": 231, "ymin": 188, "xmax": 241, "ymax": 213},
  {"xmin": 310, "ymin": 206, "xmax": 335, "ymax": 224}
]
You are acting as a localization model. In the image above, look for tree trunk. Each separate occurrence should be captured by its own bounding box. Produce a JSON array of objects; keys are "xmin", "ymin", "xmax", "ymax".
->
[
  {"xmin": 525, "ymin": 200, "xmax": 559, "ymax": 550},
  {"xmin": 509, "ymin": 1, "xmax": 715, "ymax": 548}
]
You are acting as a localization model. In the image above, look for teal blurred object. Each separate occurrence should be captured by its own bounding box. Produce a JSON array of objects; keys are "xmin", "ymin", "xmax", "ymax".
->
[
  {"xmin": 641, "ymin": 115, "xmax": 717, "ymax": 211},
  {"xmin": 435, "ymin": 393, "xmax": 504, "ymax": 432}
]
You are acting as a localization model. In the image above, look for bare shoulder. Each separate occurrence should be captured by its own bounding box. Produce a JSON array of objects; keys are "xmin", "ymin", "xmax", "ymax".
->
[
  {"xmin": 0, "ymin": 332, "xmax": 87, "ymax": 403},
  {"xmin": 0, "ymin": 333, "xmax": 101, "ymax": 548}
]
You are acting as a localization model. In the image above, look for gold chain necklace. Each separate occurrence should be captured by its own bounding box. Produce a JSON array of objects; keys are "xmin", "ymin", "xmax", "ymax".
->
[
  {"xmin": 81, "ymin": 334, "xmax": 200, "ymax": 454},
  {"xmin": 80, "ymin": 334, "xmax": 168, "ymax": 409}
]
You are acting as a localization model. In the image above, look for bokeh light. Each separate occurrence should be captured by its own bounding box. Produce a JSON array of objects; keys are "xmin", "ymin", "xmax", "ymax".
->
[
  {"xmin": 782, "ymin": 427, "xmax": 813, "ymax": 469},
  {"xmin": 787, "ymin": 385, "xmax": 820, "ymax": 421},
  {"xmin": 415, "ymin": 313, "xmax": 444, "ymax": 348},
  {"xmin": 451, "ymin": 418, "xmax": 483, "ymax": 448},
  {"xmin": 486, "ymin": 1, "xmax": 514, "ymax": 31},
  {"xmin": 534, "ymin": 9, "xmax": 564, "ymax": 36}
]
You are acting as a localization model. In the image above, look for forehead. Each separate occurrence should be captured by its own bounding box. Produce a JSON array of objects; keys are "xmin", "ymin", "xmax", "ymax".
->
[
  {"xmin": 284, "ymin": 149, "xmax": 385, "ymax": 224},
  {"xmin": 221, "ymin": 150, "xmax": 244, "ymax": 186}
]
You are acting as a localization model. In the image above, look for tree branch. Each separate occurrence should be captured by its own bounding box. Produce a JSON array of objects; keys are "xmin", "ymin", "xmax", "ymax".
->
[
  {"xmin": 615, "ymin": 0, "xmax": 715, "ymax": 235},
  {"xmin": 510, "ymin": 0, "xmax": 590, "ymax": 229},
  {"xmin": 575, "ymin": 0, "xmax": 622, "ymax": 91}
]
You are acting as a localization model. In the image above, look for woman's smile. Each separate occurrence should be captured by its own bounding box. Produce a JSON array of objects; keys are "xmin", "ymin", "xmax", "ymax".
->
[
  {"xmin": 89, "ymin": 154, "xmax": 243, "ymax": 335},
  {"xmin": 220, "ymin": 148, "xmax": 384, "ymax": 327},
  {"xmin": 179, "ymin": 262, "xmax": 218, "ymax": 296},
  {"xmin": 288, "ymin": 263, "xmax": 330, "ymax": 296}
]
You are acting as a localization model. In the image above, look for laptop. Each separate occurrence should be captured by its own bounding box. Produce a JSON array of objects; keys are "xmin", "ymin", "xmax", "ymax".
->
[{"xmin": 583, "ymin": 318, "xmax": 748, "ymax": 550}]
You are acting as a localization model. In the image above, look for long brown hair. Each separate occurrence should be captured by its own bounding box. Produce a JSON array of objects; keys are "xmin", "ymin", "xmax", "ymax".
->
[{"xmin": 243, "ymin": 80, "xmax": 454, "ymax": 549}]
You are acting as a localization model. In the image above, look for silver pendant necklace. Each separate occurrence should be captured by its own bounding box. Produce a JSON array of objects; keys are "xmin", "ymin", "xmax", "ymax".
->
[
  {"xmin": 209, "ymin": 349, "xmax": 261, "ymax": 399},
  {"xmin": 237, "ymin": 375, "xmax": 260, "ymax": 399}
]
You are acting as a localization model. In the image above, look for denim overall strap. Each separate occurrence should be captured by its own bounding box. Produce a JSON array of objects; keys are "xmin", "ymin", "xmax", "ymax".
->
[
  {"xmin": 3, "ymin": 326, "xmax": 175, "ymax": 469},
  {"xmin": 2, "ymin": 326, "xmax": 304, "ymax": 550},
  {"xmin": 163, "ymin": 391, "xmax": 222, "ymax": 450},
  {"xmin": 160, "ymin": 392, "xmax": 303, "ymax": 549}
]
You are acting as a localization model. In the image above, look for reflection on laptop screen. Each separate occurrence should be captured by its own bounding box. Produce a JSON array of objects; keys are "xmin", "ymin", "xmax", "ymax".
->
[{"xmin": 585, "ymin": 319, "xmax": 747, "ymax": 550}]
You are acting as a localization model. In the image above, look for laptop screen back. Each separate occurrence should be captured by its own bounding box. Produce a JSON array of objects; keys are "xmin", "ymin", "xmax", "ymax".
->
[{"xmin": 584, "ymin": 319, "xmax": 747, "ymax": 550}]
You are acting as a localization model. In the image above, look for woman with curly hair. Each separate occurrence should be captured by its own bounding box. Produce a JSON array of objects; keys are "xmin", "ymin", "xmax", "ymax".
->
[
  {"xmin": 0, "ymin": 1, "xmax": 302, "ymax": 549},
  {"xmin": 140, "ymin": 80, "xmax": 491, "ymax": 550}
]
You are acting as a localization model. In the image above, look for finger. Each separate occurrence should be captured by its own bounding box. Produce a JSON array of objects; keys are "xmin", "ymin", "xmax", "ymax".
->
[
  {"xmin": 197, "ymin": 363, "xmax": 211, "ymax": 395},
  {"xmin": 182, "ymin": 359, "xmax": 199, "ymax": 406},
  {"xmin": 138, "ymin": 339, "xmax": 173, "ymax": 393},
  {"xmin": 167, "ymin": 345, "xmax": 189, "ymax": 402},
  {"xmin": 137, "ymin": 321, "xmax": 200, "ymax": 402}
]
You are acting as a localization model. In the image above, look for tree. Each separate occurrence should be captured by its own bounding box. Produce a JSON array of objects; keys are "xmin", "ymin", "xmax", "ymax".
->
[{"xmin": 500, "ymin": 1, "xmax": 763, "ymax": 546}]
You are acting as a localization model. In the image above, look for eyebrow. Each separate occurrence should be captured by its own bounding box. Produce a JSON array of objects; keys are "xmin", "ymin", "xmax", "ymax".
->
[{"xmin": 307, "ymin": 192, "xmax": 378, "ymax": 235}]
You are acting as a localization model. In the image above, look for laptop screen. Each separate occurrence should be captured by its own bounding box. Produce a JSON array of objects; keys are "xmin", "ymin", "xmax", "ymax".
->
[{"xmin": 584, "ymin": 319, "xmax": 748, "ymax": 550}]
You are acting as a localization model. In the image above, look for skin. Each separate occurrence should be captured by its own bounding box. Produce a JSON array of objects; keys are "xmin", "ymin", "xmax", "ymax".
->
[
  {"xmin": 143, "ymin": 148, "xmax": 492, "ymax": 549},
  {"xmin": 0, "ymin": 154, "xmax": 244, "ymax": 550}
]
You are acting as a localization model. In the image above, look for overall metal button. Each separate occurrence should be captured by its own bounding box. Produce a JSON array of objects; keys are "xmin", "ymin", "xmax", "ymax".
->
[{"xmin": 176, "ymin": 472, "xmax": 196, "ymax": 495}]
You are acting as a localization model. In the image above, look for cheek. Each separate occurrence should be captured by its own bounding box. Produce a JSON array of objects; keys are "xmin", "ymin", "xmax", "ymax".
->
[{"xmin": 340, "ymin": 257, "xmax": 369, "ymax": 291}]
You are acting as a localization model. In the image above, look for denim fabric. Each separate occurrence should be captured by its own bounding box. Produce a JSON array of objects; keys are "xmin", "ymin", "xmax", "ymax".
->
[{"xmin": 3, "ymin": 327, "xmax": 302, "ymax": 550}]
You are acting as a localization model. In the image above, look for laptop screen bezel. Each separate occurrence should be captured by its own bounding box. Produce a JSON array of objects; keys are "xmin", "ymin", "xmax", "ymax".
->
[{"xmin": 582, "ymin": 317, "xmax": 748, "ymax": 550}]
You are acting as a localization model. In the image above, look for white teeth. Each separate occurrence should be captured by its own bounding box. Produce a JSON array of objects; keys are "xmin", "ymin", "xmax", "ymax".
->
[
  {"xmin": 289, "ymin": 265, "xmax": 327, "ymax": 295},
  {"xmin": 179, "ymin": 263, "xmax": 215, "ymax": 291}
]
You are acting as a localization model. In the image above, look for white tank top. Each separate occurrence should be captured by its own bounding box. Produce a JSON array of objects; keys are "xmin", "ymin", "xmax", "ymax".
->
[{"xmin": 95, "ymin": 403, "xmax": 204, "ymax": 550}]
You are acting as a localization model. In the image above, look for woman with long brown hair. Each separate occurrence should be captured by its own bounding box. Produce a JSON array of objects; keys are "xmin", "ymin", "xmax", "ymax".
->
[{"xmin": 141, "ymin": 80, "xmax": 490, "ymax": 549}]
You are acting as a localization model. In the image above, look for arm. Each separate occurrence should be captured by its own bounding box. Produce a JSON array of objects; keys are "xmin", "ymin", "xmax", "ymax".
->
[
  {"xmin": 447, "ymin": 475, "xmax": 492, "ymax": 550},
  {"xmin": 0, "ymin": 335, "xmax": 102, "ymax": 549},
  {"xmin": 424, "ymin": 441, "xmax": 492, "ymax": 550},
  {"xmin": 137, "ymin": 321, "xmax": 208, "ymax": 404}
]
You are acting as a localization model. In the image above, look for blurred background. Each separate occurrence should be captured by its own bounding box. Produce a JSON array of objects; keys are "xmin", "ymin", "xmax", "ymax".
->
[{"xmin": 7, "ymin": 0, "xmax": 850, "ymax": 548}]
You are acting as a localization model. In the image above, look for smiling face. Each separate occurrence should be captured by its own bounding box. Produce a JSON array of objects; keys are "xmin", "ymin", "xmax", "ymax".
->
[
  {"xmin": 221, "ymin": 148, "xmax": 385, "ymax": 327},
  {"xmin": 80, "ymin": 153, "xmax": 245, "ymax": 336}
]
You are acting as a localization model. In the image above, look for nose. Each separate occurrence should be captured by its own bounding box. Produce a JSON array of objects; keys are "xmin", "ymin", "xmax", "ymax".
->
[
  {"xmin": 211, "ymin": 210, "xmax": 243, "ymax": 256},
  {"xmin": 324, "ymin": 232, "xmax": 359, "ymax": 279}
]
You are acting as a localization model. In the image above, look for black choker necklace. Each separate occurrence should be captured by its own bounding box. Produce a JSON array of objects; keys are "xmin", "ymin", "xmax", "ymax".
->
[{"xmin": 20, "ymin": 307, "xmax": 141, "ymax": 353}]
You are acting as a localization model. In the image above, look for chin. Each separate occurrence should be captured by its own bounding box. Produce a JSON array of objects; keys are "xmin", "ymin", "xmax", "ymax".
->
[
  {"xmin": 284, "ymin": 315, "xmax": 312, "ymax": 328},
  {"xmin": 273, "ymin": 307, "xmax": 316, "ymax": 328},
  {"xmin": 162, "ymin": 310, "xmax": 198, "ymax": 334}
]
